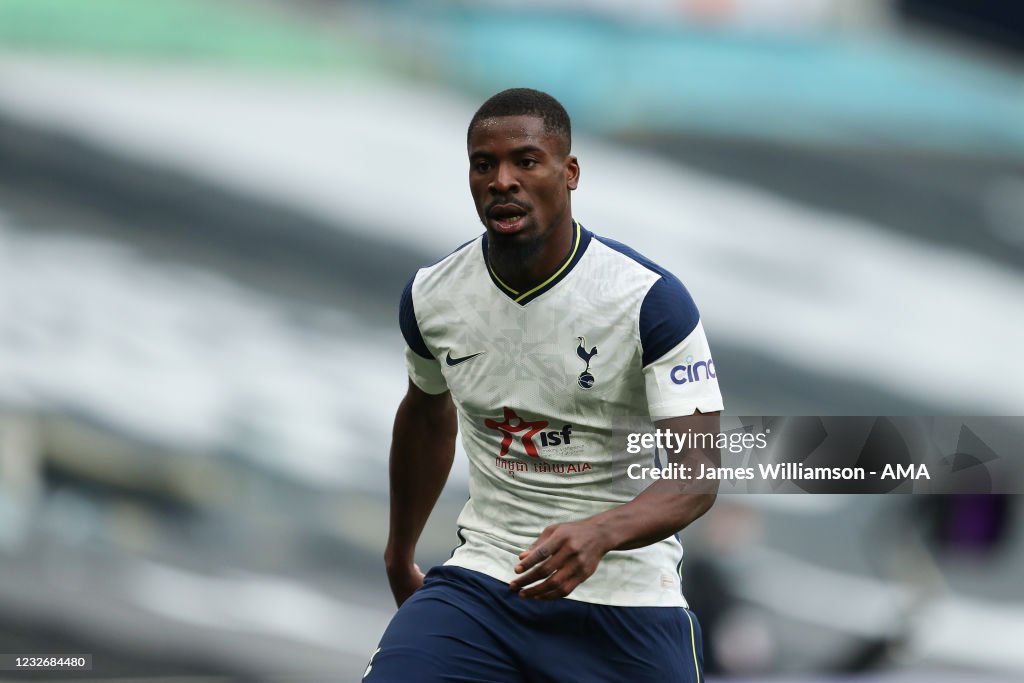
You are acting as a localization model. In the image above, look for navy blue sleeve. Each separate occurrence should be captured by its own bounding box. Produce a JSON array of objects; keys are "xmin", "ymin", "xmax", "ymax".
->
[
  {"xmin": 639, "ymin": 275, "xmax": 700, "ymax": 367},
  {"xmin": 399, "ymin": 275, "xmax": 433, "ymax": 359}
]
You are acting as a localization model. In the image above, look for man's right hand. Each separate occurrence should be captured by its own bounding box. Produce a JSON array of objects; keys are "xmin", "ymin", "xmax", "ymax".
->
[{"xmin": 386, "ymin": 559, "xmax": 426, "ymax": 607}]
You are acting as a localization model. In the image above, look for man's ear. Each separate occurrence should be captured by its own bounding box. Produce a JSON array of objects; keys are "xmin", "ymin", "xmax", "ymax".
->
[{"xmin": 566, "ymin": 155, "xmax": 580, "ymax": 191}]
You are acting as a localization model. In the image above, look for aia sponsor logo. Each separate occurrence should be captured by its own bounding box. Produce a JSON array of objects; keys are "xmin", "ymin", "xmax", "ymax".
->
[
  {"xmin": 484, "ymin": 407, "xmax": 573, "ymax": 458},
  {"xmin": 670, "ymin": 354, "xmax": 716, "ymax": 385}
]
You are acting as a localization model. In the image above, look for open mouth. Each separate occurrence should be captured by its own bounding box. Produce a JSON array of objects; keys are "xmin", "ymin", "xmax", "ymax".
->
[{"xmin": 488, "ymin": 204, "xmax": 529, "ymax": 234}]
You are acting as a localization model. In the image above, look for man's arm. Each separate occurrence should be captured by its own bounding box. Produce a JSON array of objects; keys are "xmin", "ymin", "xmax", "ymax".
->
[
  {"xmin": 384, "ymin": 380, "xmax": 458, "ymax": 607},
  {"xmin": 509, "ymin": 410, "xmax": 720, "ymax": 599}
]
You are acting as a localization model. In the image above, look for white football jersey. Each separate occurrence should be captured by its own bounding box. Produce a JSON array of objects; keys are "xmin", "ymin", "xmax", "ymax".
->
[{"xmin": 400, "ymin": 221, "xmax": 723, "ymax": 607}]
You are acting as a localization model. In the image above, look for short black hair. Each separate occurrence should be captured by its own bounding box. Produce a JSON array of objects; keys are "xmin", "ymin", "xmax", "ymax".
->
[{"xmin": 467, "ymin": 88, "xmax": 572, "ymax": 154}]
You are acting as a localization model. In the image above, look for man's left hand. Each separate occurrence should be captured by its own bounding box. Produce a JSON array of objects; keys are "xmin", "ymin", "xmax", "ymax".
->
[{"xmin": 510, "ymin": 520, "xmax": 613, "ymax": 599}]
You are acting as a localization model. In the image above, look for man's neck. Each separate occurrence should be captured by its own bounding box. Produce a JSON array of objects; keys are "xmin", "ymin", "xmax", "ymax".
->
[{"xmin": 488, "ymin": 218, "xmax": 574, "ymax": 293}]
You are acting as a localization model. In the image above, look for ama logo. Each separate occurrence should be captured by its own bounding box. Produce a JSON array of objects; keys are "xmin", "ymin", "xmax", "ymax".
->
[
  {"xmin": 670, "ymin": 354, "xmax": 716, "ymax": 385},
  {"xmin": 576, "ymin": 336, "xmax": 598, "ymax": 389},
  {"xmin": 484, "ymin": 407, "xmax": 573, "ymax": 458}
]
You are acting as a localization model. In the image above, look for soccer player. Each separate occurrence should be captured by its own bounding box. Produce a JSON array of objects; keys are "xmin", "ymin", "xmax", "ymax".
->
[{"xmin": 365, "ymin": 89, "xmax": 723, "ymax": 682}]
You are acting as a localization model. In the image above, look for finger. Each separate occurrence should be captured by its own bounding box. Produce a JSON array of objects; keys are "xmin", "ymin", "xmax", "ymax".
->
[
  {"xmin": 512, "ymin": 548, "xmax": 572, "ymax": 592},
  {"xmin": 515, "ymin": 541, "xmax": 558, "ymax": 573},
  {"xmin": 521, "ymin": 568, "xmax": 580, "ymax": 600},
  {"xmin": 532, "ymin": 570, "xmax": 583, "ymax": 600},
  {"xmin": 517, "ymin": 538, "xmax": 544, "ymax": 560},
  {"xmin": 517, "ymin": 541, "xmax": 542, "ymax": 564},
  {"xmin": 509, "ymin": 554, "xmax": 557, "ymax": 591},
  {"xmin": 518, "ymin": 526, "xmax": 556, "ymax": 560},
  {"xmin": 510, "ymin": 544, "xmax": 571, "ymax": 590}
]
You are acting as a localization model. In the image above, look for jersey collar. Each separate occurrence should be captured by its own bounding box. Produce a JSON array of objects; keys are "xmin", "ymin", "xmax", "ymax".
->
[{"xmin": 481, "ymin": 220, "xmax": 592, "ymax": 306}]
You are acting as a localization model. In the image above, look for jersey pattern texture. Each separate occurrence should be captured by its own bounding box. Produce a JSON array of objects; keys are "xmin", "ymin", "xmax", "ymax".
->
[{"xmin": 400, "ymin": 222, "xmax": 723, "ymax": 607}]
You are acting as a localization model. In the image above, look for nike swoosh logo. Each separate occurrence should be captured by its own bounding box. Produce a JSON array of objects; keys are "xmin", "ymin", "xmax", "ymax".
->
[{"xmin": 445, "ymin": 351, "xmax": 485, "ymax": 367}]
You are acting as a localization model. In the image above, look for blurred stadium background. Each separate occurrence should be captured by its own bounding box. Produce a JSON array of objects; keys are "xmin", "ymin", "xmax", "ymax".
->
[{"xmin": 1, "ymin": 0, "xmax": 1023, "ymax": 680}]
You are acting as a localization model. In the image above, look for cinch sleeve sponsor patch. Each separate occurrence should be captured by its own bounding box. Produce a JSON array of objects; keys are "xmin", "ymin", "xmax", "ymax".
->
[{"xmin": 644, "ymin": 321, "xmax": 724, "ymax": 419}]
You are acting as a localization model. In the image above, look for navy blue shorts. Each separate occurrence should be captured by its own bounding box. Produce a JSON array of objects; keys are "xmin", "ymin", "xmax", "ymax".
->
[{"xmin": 363, "ymin": 565, "xmax": 704, "ymax": 682}]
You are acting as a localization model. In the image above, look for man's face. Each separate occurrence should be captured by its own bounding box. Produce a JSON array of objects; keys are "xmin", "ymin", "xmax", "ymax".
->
[{"xmin": 468, "ymin": 115, "xmax": 579, "ymax": 245}]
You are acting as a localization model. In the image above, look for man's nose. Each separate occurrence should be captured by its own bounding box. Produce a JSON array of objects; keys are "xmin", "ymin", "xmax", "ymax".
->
[{"xmin": 489, "ymin": 163, "xmax": 519, "ymax": 194}]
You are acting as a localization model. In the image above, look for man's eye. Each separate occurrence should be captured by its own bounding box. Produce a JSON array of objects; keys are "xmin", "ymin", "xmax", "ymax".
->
[
  {"xmin": 519, "ymin": 159, "xmax": 537, "ymax": 168},
  {"xmin": 474, "ymin": 162, "xmax": 491, "ymax": 173}
]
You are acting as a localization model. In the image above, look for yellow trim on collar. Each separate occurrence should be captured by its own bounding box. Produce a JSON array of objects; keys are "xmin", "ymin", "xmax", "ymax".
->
[
  {"xmin": 487, "ymin": 221, "xmax": 581, "ymax": 303},
  {"xmin": 488, "ymin": 267, "xmax": 520, "ymax": 296}
]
